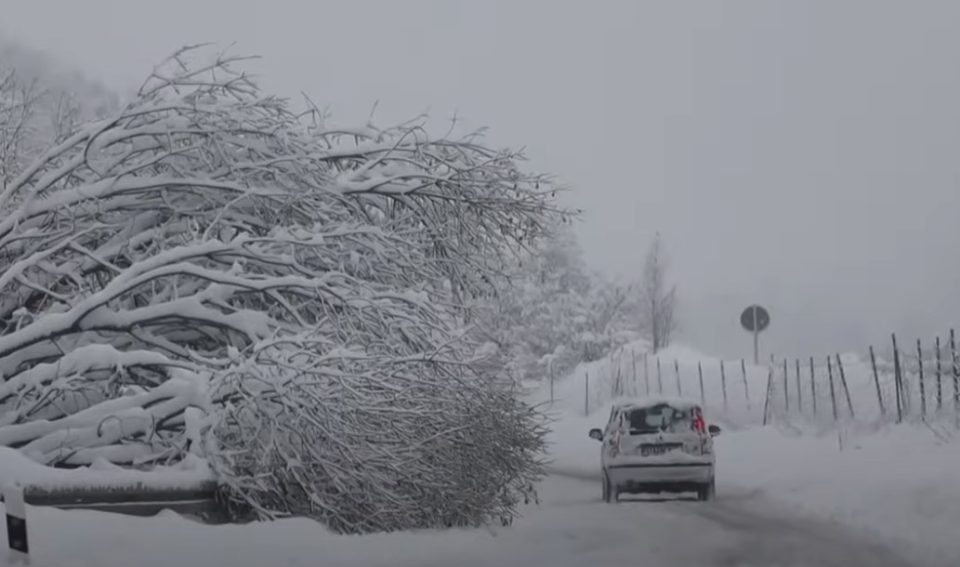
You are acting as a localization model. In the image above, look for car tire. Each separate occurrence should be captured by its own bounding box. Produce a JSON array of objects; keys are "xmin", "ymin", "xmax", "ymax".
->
[
  {"xmin": 698, "ymin": 479, "xmax": 716, "ymax": 501},
  {"xmin": 602, "ymin": 470, "xmax": 613, "ymax": 503}
]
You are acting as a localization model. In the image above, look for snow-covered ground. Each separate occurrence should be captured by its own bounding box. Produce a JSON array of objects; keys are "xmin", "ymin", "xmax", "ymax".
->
[
  {"xmin": 546, "ymin": 412, "xmax": 960, "ymax": 565},
  {"xmin": 720, "ymin": 426, "xmax": 960, "ymax": 565},
  {"xmin": 0, "ymin": 447, "xmax": 212, "ymax": 492},
  {"xmin": 540, "ymin": 341, "xmax": 960, "ymax": 566},
  {"xmin": 3, "ymin": 340, "xmax": 958, "ymax": 566},
  {"xmin": 0, "ymin": 473, "xmax": 916, "ymax": 567}
]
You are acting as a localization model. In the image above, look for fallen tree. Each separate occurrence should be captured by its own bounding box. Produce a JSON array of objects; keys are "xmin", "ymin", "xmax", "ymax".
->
[{"xmin": 0, "ymin": 47, "xmax": 559, "ymax": 531}]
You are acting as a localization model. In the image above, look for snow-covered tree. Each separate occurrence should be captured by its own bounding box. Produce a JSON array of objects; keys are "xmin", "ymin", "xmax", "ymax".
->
[
  {"xmin": 0, "ymin": 70, "xmax": 39, "ymax": 185},
  {"xmin": 583, "ymin": 278, "xmax": 639, "ymax": 357},
  {"xmin": 0, "ymin": 38, "xmax": 117, "ymax": 185},
  {"xmin": 478, "ymin": 221, "xmax": 640, "ymax": 382},
  {"xmin": 0, "ymin": 47, "xmax": 554, "ymax": 532},
  {"xmin": 477, "ymin": 222, "xmax": 585, "ymax": 379},
  {"xmin": 640, "ymin": 232, "xmax": 676, "ymax": 352}
]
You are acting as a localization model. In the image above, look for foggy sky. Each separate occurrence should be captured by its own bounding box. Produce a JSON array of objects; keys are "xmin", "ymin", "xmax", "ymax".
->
[{"xmin": 3, "ymin": 0, "xmax": 960, "ymax": 360}]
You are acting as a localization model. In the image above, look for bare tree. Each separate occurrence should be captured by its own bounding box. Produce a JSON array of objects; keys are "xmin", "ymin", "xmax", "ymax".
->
[
  {"xmin": 0, "ymin": 65, "xmax": 105, "ymax": 190},
  {"xmin": 0, "ymin": 70, "xmax": 40, "ymax": 186},
  {"xmin": 640, "ymin": 232, "xmax": 676, "ymax": 352},
  {"xmin": 0, "ymin": 47, "xmax": 557, "ymax": 532}
]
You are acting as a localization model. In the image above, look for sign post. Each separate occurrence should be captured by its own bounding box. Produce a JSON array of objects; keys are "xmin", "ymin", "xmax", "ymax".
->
[
  {"xmin": 740, "ymin": 305, "xmax": 770, "ymax": 364},
  {"xmin": 4, "ymin": 483, "xmax": 28, "ymax": 564}
]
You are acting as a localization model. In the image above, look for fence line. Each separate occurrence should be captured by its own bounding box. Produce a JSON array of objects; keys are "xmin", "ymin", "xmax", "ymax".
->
[{"xmin": 577, "ymin": 328, "xmax": 960, "ymax": 431}]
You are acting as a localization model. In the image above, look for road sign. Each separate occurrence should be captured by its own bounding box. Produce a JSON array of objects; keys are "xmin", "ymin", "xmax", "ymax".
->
[
  {"xmin": 740, "ymin": 305, "xmax": 770, "ymax": 332},
  {"xmin": 740, "ymin": 305, "xmax": 770, "ymax": 364}
]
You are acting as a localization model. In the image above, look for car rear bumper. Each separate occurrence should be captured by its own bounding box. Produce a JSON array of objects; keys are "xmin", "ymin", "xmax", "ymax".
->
[{"xmin": 607, "ymin": 462, "xmax": 714, "ymax": 491}]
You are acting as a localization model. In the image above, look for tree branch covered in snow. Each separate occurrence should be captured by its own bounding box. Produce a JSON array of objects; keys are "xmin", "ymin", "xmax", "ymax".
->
[
  {"xmin": 209, "ymin": 332, "xmax": 545, "ymax": 531},
  {"xmin": 0, "ymin": 46, "xmax": 558, "ymax": 531}
]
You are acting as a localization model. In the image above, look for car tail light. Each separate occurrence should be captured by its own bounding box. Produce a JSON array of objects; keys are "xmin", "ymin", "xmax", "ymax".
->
[{"xmin": 693, "ymin": 408, "xmax": 706, "ymax": 434}]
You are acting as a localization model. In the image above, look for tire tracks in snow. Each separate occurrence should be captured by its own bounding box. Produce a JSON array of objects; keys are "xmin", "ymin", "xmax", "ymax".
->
[{"xmin": 546, "ymin": 467, "xmax": 924, "ymax": 566}]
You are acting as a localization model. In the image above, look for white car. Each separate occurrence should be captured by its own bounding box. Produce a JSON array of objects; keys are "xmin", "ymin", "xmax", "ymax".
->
[{"xmin": 588, "ymin": 397, "xmax": 720, "ymax": 502}]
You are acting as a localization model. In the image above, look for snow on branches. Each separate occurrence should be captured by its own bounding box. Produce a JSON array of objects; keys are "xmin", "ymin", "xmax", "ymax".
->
[
  {"xmin": 476, "ymin": 221, "xmax": 641, "ymax": 384},
  {"xmin": 0, "ymin": 47, "xmax": 558, "ymax": 531},
  {"xmin": 209, "ymin": 332, "xmax": 546, "ymax": 532}
]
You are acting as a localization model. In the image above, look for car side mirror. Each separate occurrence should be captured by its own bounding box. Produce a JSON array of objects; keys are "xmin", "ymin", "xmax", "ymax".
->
[
  {"xmin": 588, "ymin": 428, "xmax": 604, "ymax": 441},
  {"xmin": 708, "ymin": 424, "xmax": 721, "ymax": 437}
]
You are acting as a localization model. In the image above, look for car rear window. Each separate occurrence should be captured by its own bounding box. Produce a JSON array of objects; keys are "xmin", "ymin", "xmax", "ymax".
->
[{"xmin": 626, "ymin": 404, "xmax": 693, "ymax": 434}]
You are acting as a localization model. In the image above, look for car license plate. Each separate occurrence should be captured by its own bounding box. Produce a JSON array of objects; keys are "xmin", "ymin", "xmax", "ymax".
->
[{"xmin": 640, "ymin": 443, "xmax": 680, "ymax": 456}]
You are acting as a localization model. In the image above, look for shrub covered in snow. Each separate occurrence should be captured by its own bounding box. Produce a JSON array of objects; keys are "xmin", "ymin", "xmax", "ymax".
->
[{"xmin": 0, "ymin": 47, "xmax": 555, "ymax": 532}]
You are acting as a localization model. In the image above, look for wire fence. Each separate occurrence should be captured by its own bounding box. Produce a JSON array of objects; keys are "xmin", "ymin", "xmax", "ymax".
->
[
  {"xmin": 565, "ymin": 329, "xmax": 960, "ymax": 432},
  {"xmin": 568, "ymin": 347, "xmax": 768, "ymax": 426}
]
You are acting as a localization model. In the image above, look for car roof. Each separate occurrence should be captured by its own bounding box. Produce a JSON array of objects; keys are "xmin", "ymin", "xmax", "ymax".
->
[{"xmin": 612, "ymin": 396, "xmax": 701, "ymax": 412}]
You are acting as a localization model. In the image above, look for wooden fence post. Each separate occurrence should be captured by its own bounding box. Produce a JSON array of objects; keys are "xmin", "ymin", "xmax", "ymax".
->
[
  {"xmin": 698, "ymin": 361, "xmax": 705, "ymax": 405},
  {"xmin": 549, "ymin": 363, "xmax": 555, "ymax": 407},
  {"xmin": 869, "ymin": 345, "xmax": 884, "ymax": 416},
  {"xmin": 795, "ymin": 358, "xmax": 802, "ymax": 414},
  {"xmin": 836, "ymin": 354, "xmax": 854, "ymax": 418},
  {"xmin": 827, "ymin": 355, "xmax": 838, "ymax": 422},
  {"xmin": 615, "ymin": 350, "xmax": 624, "ymax": 397},
  {"xmin": 657, "ymin": 358, "xmax": 663, "ymax": 394},
  {"xmin": 599, "ymin": 366, "xmax": 608, "ymax": 400},
  {"xmin": 782, "ymin": 358, "xmax": 789, "ymax": 413},
  {"xmin": 644, "ymin": 354, "xmax": 650, "ymax": 396},
  {"xmin": 809, "ymin": 356, "xmax": 817, "ymax": 417},
  {"xmin": 720, "ymin": 360, "xmax": 728, "ymax": 411},
  {"xmin": 610, "ymin": 350, "xmax": 617, "ymax": 397},
  {"xmin": 762, "ymin": 365, "xmax": 773, "ymax": 425},
  {"xmin": 936, "ymin": 337, "xmax": 943, "ymax": 411},
  {"xmin": 674, "ymin": 359, "xmax": 682, "ymax": 397},
  {"xmin": 951, "ymin": 329, "xmax": 959, "ymax": 426},
  {"xmin": 741, "ymin": 358, "xmax": 750, "ymax": 408},
  {"xmin": 892, "ymin": 333, "xmax": 903, "ymax": 423},
  {"xmin": 584, "ymin": 372, "xmax": 590, "ymax": 416},
  {"xmin": 917, "ymin": 339, "xmax": 926, "ymax": 418}
]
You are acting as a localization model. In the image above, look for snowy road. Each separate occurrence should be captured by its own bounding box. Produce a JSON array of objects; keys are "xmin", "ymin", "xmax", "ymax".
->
[
  {"xmin": 23, "ymin": 471, "xmax": 926, "ymax": 567},
  {"xmin": 469, "ymin": 472, "xmax": 916, "ymax": 567}
]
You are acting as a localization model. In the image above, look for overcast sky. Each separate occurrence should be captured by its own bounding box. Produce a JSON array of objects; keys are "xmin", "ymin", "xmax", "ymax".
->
[{"xmin": 3, "ymin": 0, "xmax": 960, "ymax": 359}]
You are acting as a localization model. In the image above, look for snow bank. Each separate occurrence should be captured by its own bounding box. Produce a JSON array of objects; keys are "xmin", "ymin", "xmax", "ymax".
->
[
  {"xmin": 4, "ymin": 477, "xmax": 699, "ymax": 567},
  {"xmin": 717, "ymin": 425, "xmax": 960, "ymax": 565},
  {"xmin": 0, "ymin": 447, "xmax": 213, "ymax": 493}
]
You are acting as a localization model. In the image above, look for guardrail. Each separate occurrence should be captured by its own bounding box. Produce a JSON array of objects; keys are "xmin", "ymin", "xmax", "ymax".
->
[
  {"xmin": 20, "ymin": 481, "xmax": 227, "ymax": 523},
  {"xmin": 2, "ymin": 481, "xmax": 227, "ymax": 561}
]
